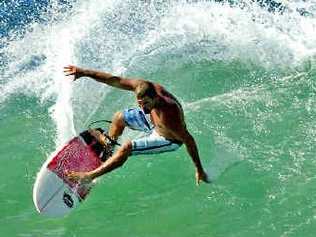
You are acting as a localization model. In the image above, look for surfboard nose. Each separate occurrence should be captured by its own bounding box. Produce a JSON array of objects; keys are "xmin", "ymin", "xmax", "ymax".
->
[
  {"xmin": 33, "ymin": 168, "xmax": 79, "ymax": 217},
  {"xmin": 32, "ymin": 133, "xmax": 104, "ymax": 218}
]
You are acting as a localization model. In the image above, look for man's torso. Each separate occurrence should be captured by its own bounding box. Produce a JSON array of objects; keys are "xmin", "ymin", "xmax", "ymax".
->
[{"xmin": 150, "ymin": 85, "xmax": 186, "ymax": 140}]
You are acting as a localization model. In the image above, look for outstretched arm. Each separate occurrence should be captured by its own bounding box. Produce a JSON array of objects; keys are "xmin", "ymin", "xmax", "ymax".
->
[{"xmin": 64, "ymin": 65, "xmax": 142, "ymax": 91}]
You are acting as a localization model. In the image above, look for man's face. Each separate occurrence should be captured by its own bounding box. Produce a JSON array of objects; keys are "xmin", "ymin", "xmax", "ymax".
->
[{"xmin": 137, "ymin": 96, "xmax": 154, "ymax": 114}]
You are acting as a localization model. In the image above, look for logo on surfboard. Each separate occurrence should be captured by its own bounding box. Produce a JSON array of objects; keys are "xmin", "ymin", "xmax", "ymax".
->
[{"xmin": 63, "ymin": 192, "xmax": 74, "ymax": 208}]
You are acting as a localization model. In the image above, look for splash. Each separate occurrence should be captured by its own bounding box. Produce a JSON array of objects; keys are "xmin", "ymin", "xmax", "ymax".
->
[
  {"xmin": 0, "ymin": 0, "xmax": 315, "ymax": 148},
  {"xmin": 0, "ymin": 0, "xmax": 119, "ymax": 146}
]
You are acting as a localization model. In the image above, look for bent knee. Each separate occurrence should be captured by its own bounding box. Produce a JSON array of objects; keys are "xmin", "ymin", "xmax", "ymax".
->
[
  {"xmin": 112, "ymin": 111, "xmax": 125, "ymax": 126},
  {"xmin": 113, "ymin": 111, "xmax": 124, "ymax": 121}
]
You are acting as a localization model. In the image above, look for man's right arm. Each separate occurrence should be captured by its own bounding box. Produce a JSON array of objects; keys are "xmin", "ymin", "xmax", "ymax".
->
[{"xmin": 64, "ymin": 65, "xmax": 142, "ymax": 91}]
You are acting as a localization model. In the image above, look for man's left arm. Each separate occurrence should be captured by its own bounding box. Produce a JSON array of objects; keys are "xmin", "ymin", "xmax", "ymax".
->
[{"xmin": 170, "ymin": 126, "xmax": 209, "ymax": 185}]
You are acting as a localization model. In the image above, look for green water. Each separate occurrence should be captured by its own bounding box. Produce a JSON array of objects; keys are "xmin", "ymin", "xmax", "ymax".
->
[
  {"xmin": 1, "ymin": 1, "xmax": 316, "ymax": 236},
  {"xmin": 1, "ymin": 60, "xmax": 316, "ymax": 237}
]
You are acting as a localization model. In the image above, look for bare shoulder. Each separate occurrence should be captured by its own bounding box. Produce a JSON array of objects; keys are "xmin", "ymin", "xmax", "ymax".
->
[{"xmin": 156, "ymin": 85, "xmax": 181, "ymax": 104}]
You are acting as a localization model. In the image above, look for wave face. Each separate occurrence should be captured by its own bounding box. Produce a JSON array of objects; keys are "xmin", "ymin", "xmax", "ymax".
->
[{"xmin": 0, "ymin": 1, "xmax": 316, "ymax": 236}]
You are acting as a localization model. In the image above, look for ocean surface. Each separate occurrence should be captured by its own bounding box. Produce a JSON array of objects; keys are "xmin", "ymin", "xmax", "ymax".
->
[{"xmin": 1, "ymin": 0, "xmax": 316, "ymax": 236}]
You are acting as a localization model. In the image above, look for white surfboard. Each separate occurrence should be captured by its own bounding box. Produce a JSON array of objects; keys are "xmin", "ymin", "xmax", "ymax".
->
[{"xmin": 33, "ymin": 130, "xmax": 110, "ymax": 217}]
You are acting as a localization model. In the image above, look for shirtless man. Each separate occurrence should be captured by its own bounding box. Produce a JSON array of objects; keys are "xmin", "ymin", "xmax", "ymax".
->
[{"xmin": 64, "ymin": 65, "xmax": 209, "ymax": 185}]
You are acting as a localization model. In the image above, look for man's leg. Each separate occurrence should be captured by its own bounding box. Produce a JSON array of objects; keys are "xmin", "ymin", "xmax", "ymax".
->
[
  {"xmin": 97, "ymin": 140, "xmax": 132, "ymax": 175},
  {"xmin": 89, "ymin": 111, "xmax": 125, "ymax": 145},
  {"xmin": 108, "ymin": 111, "xmax": 126, "ymax": 141}
]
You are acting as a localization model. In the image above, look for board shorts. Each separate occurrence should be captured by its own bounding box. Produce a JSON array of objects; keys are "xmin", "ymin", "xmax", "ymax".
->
[{"xmin": 123, "ymin": 108, "xmax": 183, "ymax": 156}]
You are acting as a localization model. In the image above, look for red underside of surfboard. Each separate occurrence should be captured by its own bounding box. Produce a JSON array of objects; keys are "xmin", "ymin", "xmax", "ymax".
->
[{"xmin": 47, "ymin": 137, "xmax": 102, "ymax": 199}]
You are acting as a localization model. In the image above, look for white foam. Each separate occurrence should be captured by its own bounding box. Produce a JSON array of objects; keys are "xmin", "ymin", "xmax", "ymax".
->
[
  {"xmin": 0, "ymin": 0, "xmax": 315, "ymax": 147},
  {"xmin": 0, "ymin": 0, "xmax": 120, "ymax": 146},
  {"xmin": 133, "ymin": 1, "xmax": 316, "ymax": 70}
]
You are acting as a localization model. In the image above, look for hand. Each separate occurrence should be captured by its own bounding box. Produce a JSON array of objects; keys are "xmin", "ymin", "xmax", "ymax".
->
[
  {"xmin": 66, "ymin": 170, "xmax": 93, "ymax": 184},
  {"xmin": 195, "ymin": 169, "xmax": 210, "ymax": 186},
  {"xmin": 63, "ymin": 65, "xmax": 84, "ymax": 81}
]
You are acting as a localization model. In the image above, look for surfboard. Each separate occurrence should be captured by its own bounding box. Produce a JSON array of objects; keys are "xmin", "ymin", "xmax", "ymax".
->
[{"xmin": 33, "ymin": 129, "xmax": 113, "ymax": 217}]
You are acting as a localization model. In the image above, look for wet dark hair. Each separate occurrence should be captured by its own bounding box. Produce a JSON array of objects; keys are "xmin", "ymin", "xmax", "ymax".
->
[{"xmin": 135, "ymin": 81, "xmax": 157, "ymax": 99}]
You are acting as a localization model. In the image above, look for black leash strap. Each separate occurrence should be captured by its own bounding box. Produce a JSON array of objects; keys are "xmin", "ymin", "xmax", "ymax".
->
[
  {"xmin": 88, "ymin": 119, "xmax": 112, "ymax": 128},
  {"xmin": 88, "ymin": 119, "xmax": 121, "ymax": 146}
]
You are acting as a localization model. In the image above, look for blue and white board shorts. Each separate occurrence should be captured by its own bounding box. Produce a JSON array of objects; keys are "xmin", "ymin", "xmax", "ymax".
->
[{"xmin": 123, "ymin": 108, "xmax": 183, "ymax": 156}]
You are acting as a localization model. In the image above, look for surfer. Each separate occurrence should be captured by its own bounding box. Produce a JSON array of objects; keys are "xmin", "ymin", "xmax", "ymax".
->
[{"xmin": 64, "ymin": 65, "xmax": 209, "ymax": 185}]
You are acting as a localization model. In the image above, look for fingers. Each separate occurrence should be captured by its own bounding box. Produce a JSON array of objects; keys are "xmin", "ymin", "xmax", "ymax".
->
[
  {"xmin": 63, "ymin": 65, "xmax": 74, "ymax": 70},
  {"xmin": 65, "ymin": 170, "xmax": 79, "ymax": 182},
  {"xmin": 195, "ymin": 173, "xmax": 201, "ymax": 186},
  {"xmin": 63, "ymin": 65, "xmax": 75, "ymax": 76},
  {"xmin": 63, "ymin": 65, "xmax": 78, "ymax": 79},
  {"xmin": 63, "ymin": 65, "xmax": 83, "ymax": 81},
  {"xmin": 63, "ymin": 65, "xmax": 73, "ymax": 72},
  {"xmin": 195, "ymin": 171, "xmax": 211, "ymax": 186}
]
